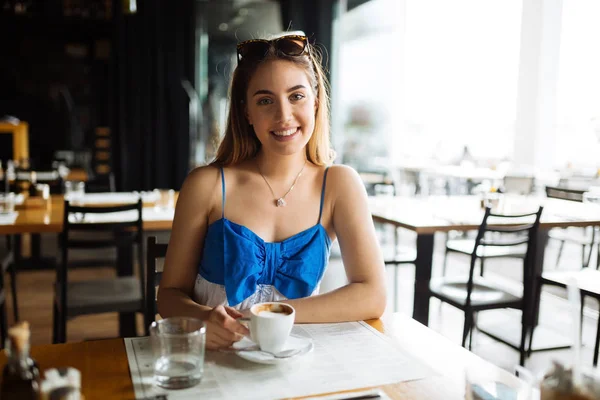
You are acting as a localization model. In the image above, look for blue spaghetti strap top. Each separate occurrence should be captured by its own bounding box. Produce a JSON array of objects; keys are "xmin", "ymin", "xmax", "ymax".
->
[{"xmin": 197, "ymin": 167, "xmax": 332, "ymax": 306}]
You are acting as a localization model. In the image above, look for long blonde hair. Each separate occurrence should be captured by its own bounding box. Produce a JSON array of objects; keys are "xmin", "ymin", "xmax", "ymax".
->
[{"xmin": 212, "ymin": 42, "xmax": 335, "ymax": 166}]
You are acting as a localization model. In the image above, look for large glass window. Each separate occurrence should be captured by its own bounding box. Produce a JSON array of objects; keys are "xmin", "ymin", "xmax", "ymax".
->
[
  {"xmin": 332, "ymin": 0, "xmax": 522, "ymax": 170},
  {"xmin": 555, "ymin": 0, "xmax": 600, "ymax": 170},
  {"xmin": 403, "ymin": 0, "xmax": 522, "ymax": 163}
]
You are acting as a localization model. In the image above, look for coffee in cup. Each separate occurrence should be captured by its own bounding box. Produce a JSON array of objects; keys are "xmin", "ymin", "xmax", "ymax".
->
[{"xmin": 249, "ymin": 302, "xmax": 295, "ymax": 354}]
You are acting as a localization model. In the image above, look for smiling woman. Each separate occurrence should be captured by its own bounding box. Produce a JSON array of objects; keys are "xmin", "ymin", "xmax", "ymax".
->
[{"xmin": 157, "ymin": 33, "xmax": 387, "ymax": 350}]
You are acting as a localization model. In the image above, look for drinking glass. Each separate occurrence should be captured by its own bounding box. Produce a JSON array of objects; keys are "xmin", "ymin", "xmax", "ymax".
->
[
  {"xmin": 64, "ymin": 181, "xmax": 85, "ymax": 204},
  {"xmin": 153, "ymin": 189, "xmax": 175, "ymax": 211},
  {"xmin": 150, "ymin": 317, "xmax": 205, "ymax": 389},
  {"xmin": 465, "ymin": 366, "xmax": 532, "ymax": 400},
  {"xmin": 0, "ymin": 192, "xmax": 15, "ymax": 214}
]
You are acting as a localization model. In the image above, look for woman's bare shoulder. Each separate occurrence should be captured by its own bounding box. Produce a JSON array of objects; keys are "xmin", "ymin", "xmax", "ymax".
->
[
  {"xmin": 325, "ymin": 164, "xmax": 363, "ymax": 193},
  {"xmin": 178, "ymin": 165, "xmax": 222, "ymax": 206}
]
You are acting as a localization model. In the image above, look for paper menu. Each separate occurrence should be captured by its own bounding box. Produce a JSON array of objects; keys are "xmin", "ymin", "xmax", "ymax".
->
[{"xmin": 126, "ymin": 321, "xmax": 435, "ymax": 400}]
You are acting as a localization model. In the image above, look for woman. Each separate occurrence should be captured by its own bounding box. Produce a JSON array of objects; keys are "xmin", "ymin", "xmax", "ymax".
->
[{"xmin": 157, "ymin": 34, "xmax": 386, "ymax": 350}]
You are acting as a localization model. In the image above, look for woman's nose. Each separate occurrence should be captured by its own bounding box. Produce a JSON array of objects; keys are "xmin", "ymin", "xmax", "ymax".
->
[{"xmin": 274, "ymin": 102, "xmax": 292, "ymax": 122}]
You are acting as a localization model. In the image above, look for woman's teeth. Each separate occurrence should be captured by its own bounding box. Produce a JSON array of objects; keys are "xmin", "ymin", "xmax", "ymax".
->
[{"xmin": 272, "ymin": 128, "xmax": 297, "ymax": 137}]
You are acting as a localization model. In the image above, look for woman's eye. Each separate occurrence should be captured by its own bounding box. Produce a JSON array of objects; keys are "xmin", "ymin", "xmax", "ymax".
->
[
  {"xmin": 257, "ymin": 98, "xmax": 273, "ymax": 105},
  {"xmin": 291, "ymin": 93, "xmax": 305, "ymax": 101}
]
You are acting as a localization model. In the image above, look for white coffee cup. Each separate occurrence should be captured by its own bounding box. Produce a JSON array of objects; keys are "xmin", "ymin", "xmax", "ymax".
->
[{"xmin": 249, "ymin": 302, "xmax": 295, "ymax": 354}]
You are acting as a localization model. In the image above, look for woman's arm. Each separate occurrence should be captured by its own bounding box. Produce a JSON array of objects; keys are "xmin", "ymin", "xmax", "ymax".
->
[
  {"xmin": 157, "ymin": 166, "xmax": 249, "ymax": 348},
  {"xmin": 283, "ymin": 165, "xmax": 387, "ymax": 322}
]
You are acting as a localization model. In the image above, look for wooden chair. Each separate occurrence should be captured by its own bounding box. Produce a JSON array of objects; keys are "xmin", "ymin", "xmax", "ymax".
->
[
  {"xmin": 545, "ymin": 185, "xmax": 597, "ymax": 269},
  {"xmin": 430, "ymin": 206, "xmax": 543, "ymax": 366},
  {"xmin": 534, "ymin": 268, "xmax": 600, "ymax": 366},
  {"xmin": 53, "ymin": 199, "xmax": 145, "ymax": 343},
  {"xmin": 144, "ymin": 236, "xmax": 167, "ymax": 335}
]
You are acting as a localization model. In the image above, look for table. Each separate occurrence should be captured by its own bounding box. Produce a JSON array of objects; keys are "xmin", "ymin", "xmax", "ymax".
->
[
  {"xmin": 0, "ymin": 313, "xmax": 527, "ymax": 400},
  {"xmin": 0, "ymin": 194, "xmax": 175, "ymax": 337},
  {"xmin": 370, "ymin": 195, "xmax": 600, "ymax": 327},
  {"xmin": 0, "ymin": 195, "xmax": 174, "ymax": 235}
]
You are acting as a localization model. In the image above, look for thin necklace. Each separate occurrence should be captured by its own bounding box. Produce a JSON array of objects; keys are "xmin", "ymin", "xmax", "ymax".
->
[{"xmin": 256, "ymin": 160, "xmax": 307, "ymax": 207}]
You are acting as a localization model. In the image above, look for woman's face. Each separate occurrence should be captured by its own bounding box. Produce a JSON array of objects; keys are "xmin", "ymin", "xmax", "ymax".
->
[{"xmin": 245, "ymin": 59, "xmax": 317, "ymax": 157}]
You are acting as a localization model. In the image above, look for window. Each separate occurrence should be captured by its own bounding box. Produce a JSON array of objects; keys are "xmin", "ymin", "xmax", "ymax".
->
[{"xmin": 555, "ymin": 0, "xmax": 600, "ymax": 169}]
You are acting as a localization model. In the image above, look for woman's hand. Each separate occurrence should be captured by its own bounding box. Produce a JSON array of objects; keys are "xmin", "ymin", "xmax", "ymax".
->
[{"xmin": 205, "ymin": 305, "xmax": 250, "ymax": 350}]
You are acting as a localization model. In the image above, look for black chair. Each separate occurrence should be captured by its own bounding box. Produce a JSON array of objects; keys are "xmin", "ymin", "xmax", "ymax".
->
[
  {"xmin": 145, "ymin": 236, "xmax": 167, "ymax": 335},
  {"xmin": 441, "ymin": 179, "xmax": 533, "ymax": 278},
  {"xmin": 429, "ymin": 206, "xmax": 543, "ymax": 366},
  {"xmin": 545, "ymin": 185, "xmax": 597, "ymax": 269},
  {"xmin": 534, "ymin": 268, "xmax": 600, "ymax": 366},
  {"xmin": 442, "ymin": 202, "xmax": 529, "ymax": 277},
  {"xmin": 53, "ymin": 199, "xmax": 145, "ymax": 343}
]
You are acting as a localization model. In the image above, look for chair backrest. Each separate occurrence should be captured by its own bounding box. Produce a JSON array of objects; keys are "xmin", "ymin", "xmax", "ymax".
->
[
  {"xmin": 465, "ymin": 206, "xmax": 544, "ymax": 308},
  {"xmin": 545, "ymin": 185, "xmax": 585, "ymax": 202},
  {"xmin": 503, "ymin": 176, "xmax": 534, "ymax": 195},
  {"xmin": 145, "ymin": 236, "xmax": 168, "ymax": 334},
  {"xmin": 59, "ymin": 199, "xmax": 145, "ymax": 313}
]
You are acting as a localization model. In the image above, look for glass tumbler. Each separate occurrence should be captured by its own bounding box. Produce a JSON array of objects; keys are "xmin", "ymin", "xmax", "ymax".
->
[
  {"xmin": 150, "ymin": 317, "xmax": 206, "ymax": 389},
  {"xmin": 153, "ymin": 189, "xmax": 175, "ymax": 211},
  {"xmin": 0, "ymin": 192, "xmax": 15, "ymax": 214}
]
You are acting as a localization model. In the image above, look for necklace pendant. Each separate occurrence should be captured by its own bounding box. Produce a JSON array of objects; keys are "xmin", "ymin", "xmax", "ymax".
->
[{"xmin": 276, "ymin": 198, "xmax": 287, "ymax": 207}]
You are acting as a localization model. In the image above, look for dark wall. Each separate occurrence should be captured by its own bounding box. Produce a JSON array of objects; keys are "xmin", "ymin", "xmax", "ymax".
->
[
  {"xmin": 279, "ymin": 0, "xmax": 335, "ymax": 73},
  {"xmin": 113, "ymin": 0, "xmax": 195, "ymax": 191},
  {"xmin": 0, "ymin": 1, "xmax": 195, "ymax": 190},
  {"xmin": 0, "ymin": 4, "xmax": 112, "ymax": 169}
]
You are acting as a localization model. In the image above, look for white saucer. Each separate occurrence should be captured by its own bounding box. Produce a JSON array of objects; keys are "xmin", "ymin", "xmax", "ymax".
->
[{"xmin": 232, "ymin": 335, "xmax": 313, "ymax": 365}]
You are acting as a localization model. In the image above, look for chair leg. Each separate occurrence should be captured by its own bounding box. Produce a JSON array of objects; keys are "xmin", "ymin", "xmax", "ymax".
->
[
  {"xmin": 480, "ymin": 257, "xmax": 485, "ymax": 277},
  {"xmin": 394, "ymin": 266, "xmax": 399, "ymax": 313},
  {"xmin": 468, "ymin": 312, "xmax": 478, "ymax": 351},
  {"xmin": 52, "ymin": 300, "xmax": 67, "ymax": 344},
  {"xmin": 519, "ymin": 310, "xmax": 528, "ymax": 367},
  {"xmin": 595, "ymin": 299, "xmax": 600, "ymax": 367},
  {"xmin": 52, "ymin": 300, "xmax": 59, "ymax": 344},
  {"xmin": 442, "ymin": 249, "xmax": 449, "ymax": 277},
  {"xmin": 60, "ymin": 305, "xmax": 67, "ymax": 343},
  {"xmin": 528, "ymin": 280, "xmax": 543, "ymax": 357},
  {"xmin": 8, "ymin": 263, "xmax": 18, "ymax": 322},
  {"xmin": 462, "ymin": 312, "xmax": 472, "ymax": 348},
  {"xmin": 582, "ymin": 244, "xmax": 588, "ymax": 269},
  {"xmin": 597, "ymin": 239, "xmax": 600, "ymax": 270},
  {"xmin": 555, "ymin": 240, "xmax": 565, "ymax": 269}
]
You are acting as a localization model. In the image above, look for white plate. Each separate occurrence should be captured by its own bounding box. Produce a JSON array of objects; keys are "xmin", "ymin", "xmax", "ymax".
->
[{"xmin": 232, "ymin": 335, "xmax": 313, "ymax": 365}]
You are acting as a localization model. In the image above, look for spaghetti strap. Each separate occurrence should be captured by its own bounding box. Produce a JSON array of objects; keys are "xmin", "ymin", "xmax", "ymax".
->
[
  {"xmin": 317, "ymin": 167, "xmax": 330, "ymax": 224},
  {"xmin": 220, "ymin": 167, "xmax": 226, "ymax": 218}
]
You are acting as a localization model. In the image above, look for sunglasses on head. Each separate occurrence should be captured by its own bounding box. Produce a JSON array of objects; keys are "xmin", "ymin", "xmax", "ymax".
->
[{"xmin": 236, "ymin": 35, "xmax": 309, "ymax": 64}]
